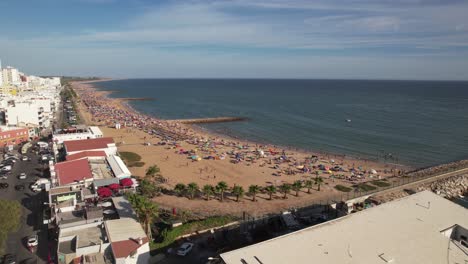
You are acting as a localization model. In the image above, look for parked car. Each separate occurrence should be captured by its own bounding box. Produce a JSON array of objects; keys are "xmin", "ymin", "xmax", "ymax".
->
[
  {"xmin": 1, "ymin": 160, "xmax": 15, "ymax": 166},
  {"xmin": 18, "ymin": 173, "xmax": 27, "ymax": 180},
  {"xmin": 0, "ymin": 166, "xmax": 12, "ymax": 172},
  {"xmin": 15, "ymin": 185, "xmax": 25, "ymax": 191},
  {"xmin": 0, "ymin": 183, "xmax": 9, "ymax": 189},
  {"xmin": 27, "ymin": 235, "xmax": 38, "ymax": 248},
  {"xmin": 177, "ymin": 243, "xmax": 194, "ymax": 256},
  {"xmin": 22, "ymin": 156, "xmax": 29, "ymax": 161}
]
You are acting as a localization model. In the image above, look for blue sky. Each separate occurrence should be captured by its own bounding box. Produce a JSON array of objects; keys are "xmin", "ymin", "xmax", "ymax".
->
[{"xmin": 1, "ymin": 0, "xmax": 468, "ymax": 80}]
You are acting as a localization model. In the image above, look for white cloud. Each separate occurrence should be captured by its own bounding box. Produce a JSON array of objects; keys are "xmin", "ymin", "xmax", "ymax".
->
[{"xmin": 2, "ymin": 0, "xmax": 468, "ymax": 79}]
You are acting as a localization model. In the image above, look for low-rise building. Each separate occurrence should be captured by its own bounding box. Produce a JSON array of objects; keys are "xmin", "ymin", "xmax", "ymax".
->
[
  {"xmin": 0, "ymin": 126, "xmax": 29, "ymax": 147},
  {"xmin": 56, "ymin": 197, "xmax": 150, "ymax": 264},
  {"xmin": 220, "ymin": 191, "xmax": 468, "ymax": 264},
  {"xmin": 53, "ymin": 126, "xmax": 103, "ymax": 144},
  {"xmin": 105, "ymin": 218, "xmax": 151, "ymax": 264},
  {"xmin": 53, "ymin": 158, "xmax": 94, "ymax": 187},
  {"xmin": 63, "ymin": 137, "xmax": 116, "ymax": 156}
]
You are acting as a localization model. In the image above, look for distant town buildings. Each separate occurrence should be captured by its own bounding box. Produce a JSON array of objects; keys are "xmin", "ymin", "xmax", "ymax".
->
[{"xmin": 0, "ymin": 59, "xmax": 61, "ymax": 146}]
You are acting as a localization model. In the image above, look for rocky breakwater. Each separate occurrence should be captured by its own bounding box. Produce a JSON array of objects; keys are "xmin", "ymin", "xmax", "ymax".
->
[
  {"xmin": 427, "ymin": 174, "xmax": 468, "ymax": 198},
  {"xmin": 374, "ymin": 173, "xmax": 468, "ymax": 203}
]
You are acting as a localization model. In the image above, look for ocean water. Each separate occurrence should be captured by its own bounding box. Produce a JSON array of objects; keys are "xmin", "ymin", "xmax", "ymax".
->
[{"xmin": 93, "ymin": 79, "xmax": 468, "ymax": 168}]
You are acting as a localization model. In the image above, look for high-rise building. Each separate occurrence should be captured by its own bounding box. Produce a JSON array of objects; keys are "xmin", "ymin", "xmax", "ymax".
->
[{"xmin": 4, "ymin": 66, "xmax": 20, "ymax": 85}]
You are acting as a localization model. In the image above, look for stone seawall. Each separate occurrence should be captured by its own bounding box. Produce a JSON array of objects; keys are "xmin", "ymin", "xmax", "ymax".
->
[{"xmin": 375, "ymin": 173, "xmax": 468, "ymax": 203}]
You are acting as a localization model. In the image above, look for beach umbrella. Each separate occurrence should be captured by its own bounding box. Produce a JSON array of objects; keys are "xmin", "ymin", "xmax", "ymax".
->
[
  {"xmin": 120, "ymin": 178, "xmax": 133, "ymax": 187},
  {"xmin": 97, "ymin": 187, "xmax": 112, "ymax": 198},
  {"xmin": 108, "ymin": 183, "xmax": 120, "ymax": 190}
]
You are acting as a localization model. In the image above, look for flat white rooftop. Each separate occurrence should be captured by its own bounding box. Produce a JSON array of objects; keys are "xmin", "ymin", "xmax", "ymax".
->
[
  {"xmin": 221, "ymin": 191, "xmax": 468, "ymax": 264},
  {"xmin": 105, "ymin": 218, "xmax": 146, "ymax": 243}
]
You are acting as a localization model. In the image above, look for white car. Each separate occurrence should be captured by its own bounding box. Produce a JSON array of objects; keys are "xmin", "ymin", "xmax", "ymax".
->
[
  {"xmin": 27, "ymin": 235, "xmax": 38, "ymax": 247},
  {"xmin": 30, "ymin": 184, "xmax": 41, "ymax": 192},
  {"xmin": 22, "ymin": 156, "xmax": 29, "ymax": 161},
  {"xmin": 18, "ymin": 173, "xmax": 27, "ymax": 180},
  {"xmin": 177, "ymin": 243, "xmax": 194, "ymax": 256},
  {"xmin": 0, "ymin": 166, "xmax": 12, "ymax": 171}
]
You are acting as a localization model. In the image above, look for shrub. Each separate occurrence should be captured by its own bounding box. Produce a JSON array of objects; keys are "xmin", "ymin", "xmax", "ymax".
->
[
  {"xmin": 353, "ymin": 183, "xmax": 377, "ymax": 192},
  {"xmin": 370, "ymin": 180, "xmax": 391, "ymax": 187},
  {"xmin": 334, "ymin": 185, "xmax": 352, "ymax": 192},
  {"xmin": 152, "ymin": 216, "xmax": 236, "ymax": 250},
  {"xmin": 120, "ymin": 151, "xmax": 144, "ymax": 167}
]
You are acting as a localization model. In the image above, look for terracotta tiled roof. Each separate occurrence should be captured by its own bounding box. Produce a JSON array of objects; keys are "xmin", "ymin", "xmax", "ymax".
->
[
  {"xmin": 63, "ymin": 137, "xmax": 114, "ymax": 153},
  {"xmin": 111, "ymin": 238, "xmax": 149, "ymax": 259},
  {"xmin": 66, "ymin": 150, "xmax": 107, "ymax": 161},
  {"xmin": 55, "ymin": 159, "xmax": 93, "ymax": 185}
]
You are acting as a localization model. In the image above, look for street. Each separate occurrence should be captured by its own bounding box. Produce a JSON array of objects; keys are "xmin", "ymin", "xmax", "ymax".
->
[{"xmin": 1, "ymin": 149, "xmax": 50, "ymax": 264}]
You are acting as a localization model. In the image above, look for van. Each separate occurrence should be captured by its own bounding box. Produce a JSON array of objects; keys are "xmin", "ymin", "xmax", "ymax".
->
[{"xmin": 30, "ymin": 179, "xmax": 50, "ymax": 192}]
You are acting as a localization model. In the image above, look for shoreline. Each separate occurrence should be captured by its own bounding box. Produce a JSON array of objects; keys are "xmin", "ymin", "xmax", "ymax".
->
[
  {"xmin": 86, "ymin": 79, "xmax": 409, "ymax": 169},
  {"xmin": 68, "ymin": 79, "xmax": 468, "ymax": 217}
]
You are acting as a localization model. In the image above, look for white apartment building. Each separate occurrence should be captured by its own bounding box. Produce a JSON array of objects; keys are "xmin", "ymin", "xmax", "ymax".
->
[
  {"xmin": 2, "ymin": 66, "xmax": 20, "ymax": 86},
  {"xmin": 5, "ymin": 101, "xmax": 51, "ymax": 128}
]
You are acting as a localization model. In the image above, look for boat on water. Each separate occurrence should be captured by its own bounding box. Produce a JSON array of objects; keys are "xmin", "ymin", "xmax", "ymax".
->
[{"xmin": 346, "ymin": 119, "xmax": 352, "ymax": 122}]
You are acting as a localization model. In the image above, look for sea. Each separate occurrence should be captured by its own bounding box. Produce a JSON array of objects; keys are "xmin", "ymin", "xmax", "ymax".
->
[{"xmin": 92, "ymin": 79, "xmax": 468, "ymax": 168}]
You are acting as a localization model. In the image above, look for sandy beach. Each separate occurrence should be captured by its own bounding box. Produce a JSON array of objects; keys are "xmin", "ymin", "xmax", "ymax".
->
[{"xmin": 71, "ymin": 80, "xmax": 409, "ymax": 216}]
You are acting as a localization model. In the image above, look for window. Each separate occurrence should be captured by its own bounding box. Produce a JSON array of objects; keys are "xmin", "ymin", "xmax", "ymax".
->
[{"xmin": 462, "ymin": 240, "xmax": 467, "ymax": 248}]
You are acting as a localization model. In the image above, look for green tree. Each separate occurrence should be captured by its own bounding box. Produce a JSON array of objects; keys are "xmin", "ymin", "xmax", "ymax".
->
[
  {"xmin": 232, "ymin": 185, "xmax": 245, "ymax": 202},
  {"xmin": 304, "ymin": 180, "xmax": 314, "ymax": 194},
  {"xmin": 248, "ymin": 185, "xmax": 261, "ymax": 202},
  {"xmin": 187, "ymin": 182, "xmax": 199, "ymax": 200},
  {"xmin": 202, "ymin": 184, "xmax": 214, "ymax": 201},
  {"xmin": 174, "ymin": 183, "xmax": 186, "ymax": 197},
  {"xmin": 146, "ymin": 165, "xmax": 160, "ymax": 179},
  {"xmin": 315, "ymin": 176, "xmax": 324, "ymax": 191},
  {"xmin": 215, "ymin": 181, "xmax": 229, "ymax": 202},
  {"xmin": 279, "ymin": 184, "xmax": 292, "ymax": 199},
  {"xmin": 292, "ymin": 180, "xmax": 302, "ymax": 197},
  {"xmin": 127, "ymin": 194, "xmax": 159, "ymax": 241},
  {"xmin": 264, "ymin": 185, "xmax": 277, "ymax": 200},
  {"xmin": 140, "ymin": 179, "xmax": 160, "ymax": 198}
]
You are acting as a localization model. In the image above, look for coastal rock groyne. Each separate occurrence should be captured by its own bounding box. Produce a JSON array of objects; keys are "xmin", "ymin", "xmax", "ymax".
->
[
  {"xmin": 169, "ymin": 117, "xmax": 248, "ymax": 124},
  {"xmin": 375, "ymin": 173, "xmax": 467, "ymax": 202}
]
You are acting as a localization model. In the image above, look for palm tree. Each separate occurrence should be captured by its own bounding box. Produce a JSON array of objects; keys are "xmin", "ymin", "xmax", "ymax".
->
[
  {"xmin": 215, "ymin": 181, "xmax": 229, "ymax": 202},
  {"xmin": 127, "ymin": 194, "xmax": 158, "ymax": 241},
  {"xmin": 292, "ymin": 180, "xmax": 302, "ymax": 197},
  {"xmin": 145, "ymin": 165, "xmax": 160, "ymax": 179},
  {"xmin": 248, "ymin": 185, "xmax": 261, "ymax": 202},
  {"xmin": 315, "ymin": 176, "xmax": 324, "ymax": 191},
  {"xmin": 140, "ymin": 179, "xmax": 160, "ymax": 198},
  {"xmin": 304, "ymin": 180, "xmax": 313, "ymax": 194},
  {"xmin": 174, "ymin": 183, "xmax": 186, "ymax": 197},
  {"xmin": 264, "ymin": 185, "xmax": 276, "ymax": 200},
  {"xmin": 186, "ymin": 182, "xmax": 199, "ymax": 200},
  {"xmin": 279, "ymin": 183, "xmax": 292, "ymax": 199},
  {"xmin": 232, "ymin": 185, "xmax": 245, "ymax": 202},
  {"xmin": 202, "ymin": 184, "xmax": 214, "ymax": 200}
]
